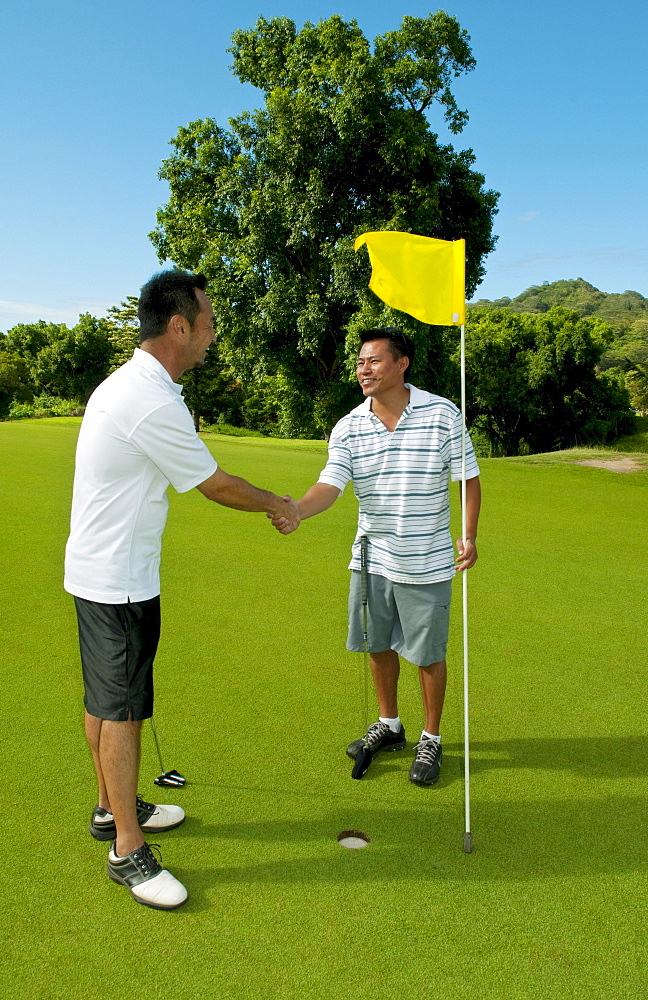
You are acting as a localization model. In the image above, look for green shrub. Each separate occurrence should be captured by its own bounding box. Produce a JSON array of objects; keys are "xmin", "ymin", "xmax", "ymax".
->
[
  {"xmin": 8, "ymin": 395, "xmax": 85, "ymax": 419},
  {"xmin": 201, "ymin": 421, "xmax": 265, "ymax": 438}
]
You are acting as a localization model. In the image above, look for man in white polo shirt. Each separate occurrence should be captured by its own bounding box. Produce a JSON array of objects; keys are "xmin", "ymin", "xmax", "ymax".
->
[
  {"xmin": 65, "ymin": 270, "xmax": 299, "ymax": 909},
  {"xmin": 276, "ymin": 328, "xmax": 480, "ymax": 787}
]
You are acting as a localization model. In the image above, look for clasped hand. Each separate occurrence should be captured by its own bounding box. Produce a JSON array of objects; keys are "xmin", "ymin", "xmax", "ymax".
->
[{"xmin": 268, "ymin": 495, "xmax": 301, "ymax": 535}]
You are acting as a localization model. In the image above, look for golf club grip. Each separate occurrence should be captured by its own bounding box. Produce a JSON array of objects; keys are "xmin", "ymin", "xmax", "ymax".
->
[{"xmin": 360, "ymin": 535, "xmax": 368, "ymax": 606}]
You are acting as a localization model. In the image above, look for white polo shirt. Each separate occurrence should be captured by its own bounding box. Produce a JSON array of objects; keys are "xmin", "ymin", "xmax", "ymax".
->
[
  {"xmin": 64, "ymin": 349, "xmax": 218, "ymax": 603},
  {"xmin": 317, "ymin": 384, "xmax": 480, "ymax": 585}
]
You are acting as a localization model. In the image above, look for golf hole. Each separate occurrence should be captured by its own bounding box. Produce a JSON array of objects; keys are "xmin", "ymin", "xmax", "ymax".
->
[{"xmin": 337, "ymin": 830, "xmax": 370, "ymax": 849}]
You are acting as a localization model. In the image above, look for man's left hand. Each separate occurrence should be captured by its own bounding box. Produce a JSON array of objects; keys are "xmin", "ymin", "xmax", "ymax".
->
[{"xmin": 455, "ymin": 537, "xmax": 477, "ymax": 572}]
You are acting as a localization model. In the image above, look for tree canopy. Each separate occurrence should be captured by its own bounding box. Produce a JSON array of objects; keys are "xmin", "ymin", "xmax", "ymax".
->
[
  {"xmin": 0, "ymin": 299, "xmax": 637, "ymax": 454},
  {"xmin": 470, "ymin": 277, "xmax": 648, "ymax": 375},
  {"xmin": 471, "ymin": 278, "xmax": 648, "ymax": 330},
  {"xmin": 0, "ymin": 315, "xmax": 114, "ymax": 413},
  {"xmin": 460, "ymin": 308, "xmax": 636, "ymax": 455},
  {"xmin": 0, "ymin": 352, "xmax": 32, "ymax": 418},
  {"xmin": 150, "ymin": 12, "xmax": 499, "ymax": 436},
  {"xmin": 105, "ymin": 296, "xmax": 140, "ymax": 372}
]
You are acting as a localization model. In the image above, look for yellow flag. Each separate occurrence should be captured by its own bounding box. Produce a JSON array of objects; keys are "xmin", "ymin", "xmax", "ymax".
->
[{"xmin": 354, "ymin": 231, "xmax": 465, "ymax": 326}]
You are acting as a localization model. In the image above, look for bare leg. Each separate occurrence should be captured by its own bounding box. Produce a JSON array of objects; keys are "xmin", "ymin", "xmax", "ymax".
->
[
  {"xmin": 418, "ymin": 660, "xmax": 447, "ymax": 735},
  {"xmin": 84, "ymin": 712, "xmax": 110, "ymax": 811},
  {"xmin": 370, "ymin": 649, "xmax": 401, "ymax": 718},
  {"xmin": 99, "ymin": 719, "xmax": 143, "ymax": 857}
]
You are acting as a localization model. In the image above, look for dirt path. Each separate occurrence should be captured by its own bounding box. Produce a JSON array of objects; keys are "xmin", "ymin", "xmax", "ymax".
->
[{"xmin": 573, "ymin": 458, "xmax": 646, "ymax": 473}]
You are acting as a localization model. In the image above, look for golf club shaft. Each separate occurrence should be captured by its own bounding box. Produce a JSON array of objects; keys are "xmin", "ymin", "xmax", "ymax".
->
[
  {"xmin": 149, "ymin": 716, "xmax": 165, "ymax": 773},
  {"xmin": 360, "ymin": 536, "xmax": 370, "ymax": 744}
]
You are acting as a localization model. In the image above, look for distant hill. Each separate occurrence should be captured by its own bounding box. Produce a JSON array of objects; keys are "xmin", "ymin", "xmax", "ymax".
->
[{"xmin": 470, "ymin": 278, "xmax": 648, "ymax": 336}]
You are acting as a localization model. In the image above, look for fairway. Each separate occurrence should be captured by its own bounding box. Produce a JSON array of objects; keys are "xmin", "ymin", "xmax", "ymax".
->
[{"xmin": 0, "ymin": 419, "xmax": 646, "ymax": 999}]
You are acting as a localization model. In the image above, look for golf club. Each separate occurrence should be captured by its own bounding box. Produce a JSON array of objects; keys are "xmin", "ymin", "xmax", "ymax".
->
[
  {"xmin": 351, "ymin": 535, "xmax": 373, "ymax": 779},
  {"xmin": 150, "ymin": 716, "xmax": 186, "ymax": 787}
]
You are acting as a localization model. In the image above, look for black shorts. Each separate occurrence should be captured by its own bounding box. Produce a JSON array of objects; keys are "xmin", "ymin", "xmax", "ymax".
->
[{"xmin": 73, "ymin": 596, "xmax": 160, "ymax": 721}]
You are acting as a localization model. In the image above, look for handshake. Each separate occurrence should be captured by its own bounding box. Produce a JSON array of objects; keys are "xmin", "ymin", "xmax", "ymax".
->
[{"xmin": 267, "ymin": 495, "xmax": 301, "ymax": 535}]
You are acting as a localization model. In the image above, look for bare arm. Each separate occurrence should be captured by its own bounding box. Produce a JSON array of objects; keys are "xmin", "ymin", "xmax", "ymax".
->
[
  {"xmin": 298, "ymin": 482, "xmax": 341, "ymax": 520},
  {"xmin": 197, "ymin": 467, "xmax": 300, "ymax": 533},
  {"xmin": 455, "ymin": 475, "xmax": 481, "ymax": 571}
]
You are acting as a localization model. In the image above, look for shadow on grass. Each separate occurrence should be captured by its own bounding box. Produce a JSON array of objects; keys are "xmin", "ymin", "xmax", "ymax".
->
[
  {"xmin": 187, "ymin": 735, "xmax": 648, "ymax": 793},
  {"xmin": 444, "ymin": 735, "xmax": 648, "ymax": 781},
  {"xmin": 168, "ymin": 736, "xmax": 648, "ymax": 910},
  {"xmin": 173, "ymin": 789, "xmax": 646, "ymax": 912}
]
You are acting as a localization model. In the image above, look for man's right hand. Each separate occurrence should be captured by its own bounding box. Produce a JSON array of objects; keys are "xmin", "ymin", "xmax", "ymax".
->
[{"xmin": 268, "ymin": 495, "xmax": 301, "ymax": 535}]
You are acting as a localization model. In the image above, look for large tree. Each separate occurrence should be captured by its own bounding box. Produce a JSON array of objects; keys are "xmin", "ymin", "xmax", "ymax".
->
[
  {"xmin": 151, "ymin": 12, "xmax": 498, "ymax": 436},
  {"xmin": 105, "ymin": 296, "xmax": 140, "ymax": 372}
]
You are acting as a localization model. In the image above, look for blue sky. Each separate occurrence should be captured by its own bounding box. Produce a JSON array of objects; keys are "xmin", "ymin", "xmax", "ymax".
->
[{"xmin": 1, "ymin": 0, "xmax": 646, "ymax": 330}]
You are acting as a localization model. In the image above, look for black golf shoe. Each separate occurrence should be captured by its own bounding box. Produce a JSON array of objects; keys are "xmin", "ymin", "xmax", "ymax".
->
[
  {"xmin": 90, "ymin": 796, "xmax": 185, "ymax": 841},
  {"xmin": 346, "ymin": 721, "xmax": 406, "ymax": 760},
  {"xmin": 107, "ymin": 841, "xmax": 187, "ymax": 909},
  {"xmin": 408, "ymin": 737, "xmax": 442, "ymax": 786}
]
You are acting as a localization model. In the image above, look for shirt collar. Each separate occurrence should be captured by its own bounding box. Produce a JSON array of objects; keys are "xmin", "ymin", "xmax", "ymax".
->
[
  {"xmin": 131, "ymin": 348, "xmax": 183, "ymax": 396},
  {"xmin": 405, "ymin": 384, "xmax": 429, "ymax": 408}
]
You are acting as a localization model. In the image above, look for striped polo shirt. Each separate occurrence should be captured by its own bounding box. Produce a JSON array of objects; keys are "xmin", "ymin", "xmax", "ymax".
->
[{"xmin": 318, "ymin": 384, "xmax": 480, "ymax": 584}]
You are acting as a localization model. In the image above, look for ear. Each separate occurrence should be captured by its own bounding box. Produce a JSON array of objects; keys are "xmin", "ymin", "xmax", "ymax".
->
[{"xmin": 167, "ymin": 313, "xmax": 190, "ymax": 341}]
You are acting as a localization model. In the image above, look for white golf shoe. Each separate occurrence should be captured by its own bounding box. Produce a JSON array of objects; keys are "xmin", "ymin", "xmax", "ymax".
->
[
  {"xmin": 90, "ymin": 796, "xmax": 185, "ymax": 841},
  {"xmin": 107, "ymin": 842, "xmax": 188, "ymax": 909}
]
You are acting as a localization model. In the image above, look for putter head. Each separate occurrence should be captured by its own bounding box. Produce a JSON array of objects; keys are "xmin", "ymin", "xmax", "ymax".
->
[
  {"xmin": 154, "ymin": 769, "xmax": 186, "ymax": 787},
  {"xmin": 351, "ymin": 747, "xmax": 373, "ymax": 780}
]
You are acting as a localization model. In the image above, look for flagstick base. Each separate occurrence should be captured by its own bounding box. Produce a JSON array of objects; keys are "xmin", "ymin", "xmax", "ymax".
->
[{"xmin": 463, "ymin": 831, "xmax": 473, "ymax": 854}]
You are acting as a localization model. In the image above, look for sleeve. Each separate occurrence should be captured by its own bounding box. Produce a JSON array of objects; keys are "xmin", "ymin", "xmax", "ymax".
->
[
  {"xmin": 317, "ymin": 420, "xmax": 353, "ymax": 492},
  {"xmin": 131, "ymin": 399, "xmax": 218, "ymax": 493},
  {"xmin": 447, "ymin": 408, "xmax": 480, "ymax": 482}
]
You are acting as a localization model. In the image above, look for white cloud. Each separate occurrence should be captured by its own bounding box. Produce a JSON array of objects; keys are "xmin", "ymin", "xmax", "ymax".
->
[
  {"xmin": 0, "ymin": 299, "xmax": 114, "ymax": 330},
  {"xmin": 516, "ymin": 211, "xmax": 541, "ymax": 224}
]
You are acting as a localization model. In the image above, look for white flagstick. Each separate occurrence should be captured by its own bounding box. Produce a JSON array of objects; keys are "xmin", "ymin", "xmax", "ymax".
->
[{"xmin": 460, "ymin": 320, "xmax": 472, "ymax": 853}]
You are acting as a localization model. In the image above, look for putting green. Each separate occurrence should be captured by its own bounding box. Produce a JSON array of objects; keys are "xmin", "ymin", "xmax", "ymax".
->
[{"xmin": 0, "ymin": 419, "xmax": 646, "ymax": 999}]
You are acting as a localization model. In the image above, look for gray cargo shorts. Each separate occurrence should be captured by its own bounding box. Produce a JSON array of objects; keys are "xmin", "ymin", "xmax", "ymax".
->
[{"xmin": 347, "ymin": 572, "xmax": 452, "ymax": 667}]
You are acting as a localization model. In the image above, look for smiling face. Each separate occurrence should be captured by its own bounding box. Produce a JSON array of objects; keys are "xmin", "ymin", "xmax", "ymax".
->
[
  {"xmin": 356, "ymin": 338, "xmax": 409, "ymax": 400},
  {"xmin": 185, "ymin": 289, "xmax": 215, "ymax": 369}
]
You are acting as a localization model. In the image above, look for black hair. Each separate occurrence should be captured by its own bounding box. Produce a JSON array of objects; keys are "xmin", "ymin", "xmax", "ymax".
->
[
  {"xmin": 138, "ymin": 270, "xmax": 208, "ymax": 342},
  {"xmin": 358, "ymin": 327, "xmax": 415, "ymax": 370}
]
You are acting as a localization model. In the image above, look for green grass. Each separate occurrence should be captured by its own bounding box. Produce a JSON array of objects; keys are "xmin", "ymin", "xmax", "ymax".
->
[{"xmin": 1, "ymin": 421, "xmax": 646, "ymax": 999}]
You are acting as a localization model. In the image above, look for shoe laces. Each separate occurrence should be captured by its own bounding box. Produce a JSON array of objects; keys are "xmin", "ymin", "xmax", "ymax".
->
[
  {"xmin": 365, "ymin": 720, "xmax": 392, "ymax": 747},
  {"xmin": 136, "ymin": 794, "xmax": 156, "ymax": 816},
  {"xmin": 413, "ymin": 739, "xmax": 441, "ymax": 764},
  {"xmin": 131, "ymin": 842, "xmax": 163, "ymax": 877}
]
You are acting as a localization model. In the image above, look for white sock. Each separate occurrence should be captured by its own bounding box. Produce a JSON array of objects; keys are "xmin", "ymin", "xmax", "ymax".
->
[
  {"xmin": 422, "ymin": 731, "xmax": 441, "ymax": 743},
  {"xmin": 379, "ymin": 716, "xmax": 402, "ymax": 733}
]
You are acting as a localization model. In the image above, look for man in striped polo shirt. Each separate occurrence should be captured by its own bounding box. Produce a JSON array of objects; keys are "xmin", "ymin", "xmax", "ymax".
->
[{"xmin": 289, "ymin": 328, "xmax": 481, "ymax": 786}]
